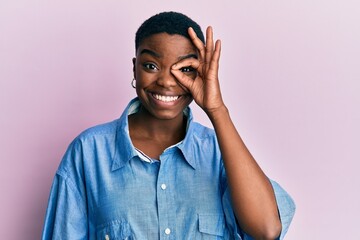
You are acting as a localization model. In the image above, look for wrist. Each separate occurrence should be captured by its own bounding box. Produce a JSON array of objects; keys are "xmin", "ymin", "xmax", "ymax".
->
[{"xmin": 206, "ymin": 104, "xmax": 229, "ymax": 124}]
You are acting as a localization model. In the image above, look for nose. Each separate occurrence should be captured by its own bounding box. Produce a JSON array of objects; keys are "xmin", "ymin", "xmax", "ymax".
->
[{"xmin": 156, "ymin": 68, "xmax": 177, "ymax": 88}]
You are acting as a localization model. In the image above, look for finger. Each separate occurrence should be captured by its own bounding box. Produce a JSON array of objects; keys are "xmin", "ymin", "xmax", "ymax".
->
[
  {"xmin": 171, "ymin": 68, "xmax": 196, "ymax": 91},
  {"xmin": 188, "ymin": 27, "xmax": 206, "ymax": 59},
  {"xmin": 209, "ymin": 39, "xmax": 221, "ymax": 73},
  {"xmin": 205, "ymin": 26, "xmax": 214, "ymax": 66}
]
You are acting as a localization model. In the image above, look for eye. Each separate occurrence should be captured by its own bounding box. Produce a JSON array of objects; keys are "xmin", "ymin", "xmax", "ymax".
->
[
  {"xmin": 143, "ymin": 63, "xmax": 159, "ymax": 71},
  {"xmin": 180, "ymin": 66, "xmax": 195, "ymax": 73}
]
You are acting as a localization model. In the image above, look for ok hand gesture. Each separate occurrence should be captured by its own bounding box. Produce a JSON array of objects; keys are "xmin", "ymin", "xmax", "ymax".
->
[{"xmin": 171, "ymin": 26, "xmax": 224, "ymax": 116}]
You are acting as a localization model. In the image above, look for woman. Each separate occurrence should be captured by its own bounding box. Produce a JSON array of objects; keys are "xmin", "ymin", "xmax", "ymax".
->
[{"xmin": 42, "ymin": 12, "xmax": 295, "ymax": 239}]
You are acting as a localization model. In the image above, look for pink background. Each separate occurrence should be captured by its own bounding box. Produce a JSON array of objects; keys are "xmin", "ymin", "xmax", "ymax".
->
[{"xmin": 1, "ymin": 1, "xmax": 359, "ymax": 239}]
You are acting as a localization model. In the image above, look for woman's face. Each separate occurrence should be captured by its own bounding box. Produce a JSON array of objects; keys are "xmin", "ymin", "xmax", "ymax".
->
[{"xmin": 133, "ymin": 33, "xmax": 197, "ymax": 121}]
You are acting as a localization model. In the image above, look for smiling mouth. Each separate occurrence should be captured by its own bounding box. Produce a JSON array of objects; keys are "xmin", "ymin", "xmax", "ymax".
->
[{"xmin": 152, "ymin": 93, "xmax": 180, "ymax": 102}]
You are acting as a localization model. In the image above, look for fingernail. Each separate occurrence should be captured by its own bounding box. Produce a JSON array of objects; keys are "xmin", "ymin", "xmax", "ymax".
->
[{"xmin": 172, "ymin": 64, "xmax": 177, "ymax": 69}]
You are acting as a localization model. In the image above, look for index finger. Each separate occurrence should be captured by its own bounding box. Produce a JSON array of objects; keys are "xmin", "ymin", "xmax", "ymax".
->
[{"xmin": 188, "ymin": 27, "xmax": 206, "ymax": 58}]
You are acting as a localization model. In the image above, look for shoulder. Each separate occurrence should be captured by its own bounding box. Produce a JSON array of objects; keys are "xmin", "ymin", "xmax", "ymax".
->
[
  {"xmin": 77, "ymin": 119, "xmax": 119, "ymax": 141},
  {"xmin": 190, "ymin": 121, "xmax": 216, "ymax": 140},
  {"xmin": 188, "ymin": 121, "xmax": 220, "ymax": 152},
  {"xmin": 184, "ymin": 120, "xmax": 221, "ymax": 160},
  {"xmin": 57, "ymin": 119, "xmax": 119, "ymax": 175}
]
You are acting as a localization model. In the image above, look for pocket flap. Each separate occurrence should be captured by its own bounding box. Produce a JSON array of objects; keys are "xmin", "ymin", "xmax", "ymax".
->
[
  {"xmin": 198, "ymin": 214, "xmax": 225, "ymax": 236},
  {"xmin": 97, "ymin": 220, "xmax": 132, "ymax": 239}
]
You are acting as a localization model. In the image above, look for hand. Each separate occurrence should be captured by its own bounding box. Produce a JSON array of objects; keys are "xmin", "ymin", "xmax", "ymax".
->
[{"xmin": 171, "ymin": 26, "xmax": 224, "ymax": 115}]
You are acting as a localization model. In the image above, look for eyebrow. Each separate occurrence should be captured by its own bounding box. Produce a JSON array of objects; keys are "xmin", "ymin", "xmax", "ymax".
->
[
  {"xmin": 178, "ymin": 53, "xmax": 198, "ymax": 61},
  {"xmin": 140, "ymin": 49, "xmax": 161, "ymax": 58},
  {"xmin": 140, "ymin": 49, "xmax": 198, "ymax": 61}
]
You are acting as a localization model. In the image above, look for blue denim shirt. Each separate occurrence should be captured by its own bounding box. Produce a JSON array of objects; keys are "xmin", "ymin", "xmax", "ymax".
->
[{"xmin": 42, "ymin": 98, "xmax": 295, "ymax": 240}]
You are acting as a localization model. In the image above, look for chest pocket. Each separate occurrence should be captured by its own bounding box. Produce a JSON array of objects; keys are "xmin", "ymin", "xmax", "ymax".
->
[
  {"xmin": 198, "ymin": 214, "xmax": 225, "ymax": 239},
  {"xmin": 96, "ymin": 220, "xmax": 133, "ymax": 240}
]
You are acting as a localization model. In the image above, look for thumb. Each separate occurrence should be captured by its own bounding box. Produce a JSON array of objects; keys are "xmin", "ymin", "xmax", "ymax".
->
[{"xmin": 171, "ymin": 68, "xmax": 195, "ymax": 91}]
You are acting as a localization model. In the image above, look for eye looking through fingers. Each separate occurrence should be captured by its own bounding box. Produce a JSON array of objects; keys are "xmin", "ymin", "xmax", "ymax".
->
[
  {"xmin": 172, "ymin": 61, "xmax": 199, "ymax": 81},
  {"xmin": 180, "ymin": 66, "xmax": 195, "ymax": 73}
]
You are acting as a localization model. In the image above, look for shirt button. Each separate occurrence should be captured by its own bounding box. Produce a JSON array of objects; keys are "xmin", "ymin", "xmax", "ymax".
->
[
  {"xmin": 161, "ymin": 183, "xmax": 167, "ymax": 190},
  {"xmin": 105, "ymin": 234, "xmax": 110, "ymax": 240},
  {"xmin": 165, "ymin": 228, "xmax": 171, "ymax": 235}
]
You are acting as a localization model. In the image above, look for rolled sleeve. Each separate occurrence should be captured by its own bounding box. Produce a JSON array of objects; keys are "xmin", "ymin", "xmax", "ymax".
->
[{"xmin": 270, "ymin": 180, "xmax": 296, "ymax": 239}]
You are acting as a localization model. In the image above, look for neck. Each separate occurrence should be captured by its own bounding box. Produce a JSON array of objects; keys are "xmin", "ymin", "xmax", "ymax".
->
[{"xmin": 128, "ymin": 107, "xmax": 187, "ymax": 144}]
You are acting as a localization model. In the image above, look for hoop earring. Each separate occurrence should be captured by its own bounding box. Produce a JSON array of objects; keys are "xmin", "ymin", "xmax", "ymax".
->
[{"xmin": 131, "ymin": 78, "xmax": 136, "ymax": 88}]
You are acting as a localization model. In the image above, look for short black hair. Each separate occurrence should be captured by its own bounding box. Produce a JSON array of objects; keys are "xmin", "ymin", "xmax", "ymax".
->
[{"xmin": 135, "ymin": 11, "xmax": 205, "ymax": 51}]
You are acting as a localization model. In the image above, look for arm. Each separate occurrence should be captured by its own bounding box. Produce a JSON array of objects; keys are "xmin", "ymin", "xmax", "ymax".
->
[
  {"xmin": 171, "ymin": 27, "xmax": 281, "ymax": 239},
  {"xmin": 42, "ymin": 173, "xmax": 88, "ymax": 240},
  {"xmin": 210, "ymin": 106, "xmax": 281, "ymax": 239},
  {"xmin": 42, "ymin": 141, "xmax": 88, "ymax": 240}
]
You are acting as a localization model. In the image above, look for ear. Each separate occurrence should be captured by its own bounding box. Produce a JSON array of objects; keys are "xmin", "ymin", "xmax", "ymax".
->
[{"xmin": 132, "ymin": 57, "xmax": 136, "ymax": 79}]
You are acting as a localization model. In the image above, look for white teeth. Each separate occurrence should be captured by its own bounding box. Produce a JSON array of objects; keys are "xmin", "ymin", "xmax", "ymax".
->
[{"xmin": 153, "ymin": 94, "xmax": 179, "ymax": 102}]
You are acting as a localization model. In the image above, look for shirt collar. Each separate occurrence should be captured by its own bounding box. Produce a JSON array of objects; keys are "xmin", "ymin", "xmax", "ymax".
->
[
  {"xmin": 111, "ymin": 98, "xmax": 138, "ymax": 171},
  {"xmin": 112, "ymin": 98, "xmax": 197, "ymax": 171}
]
